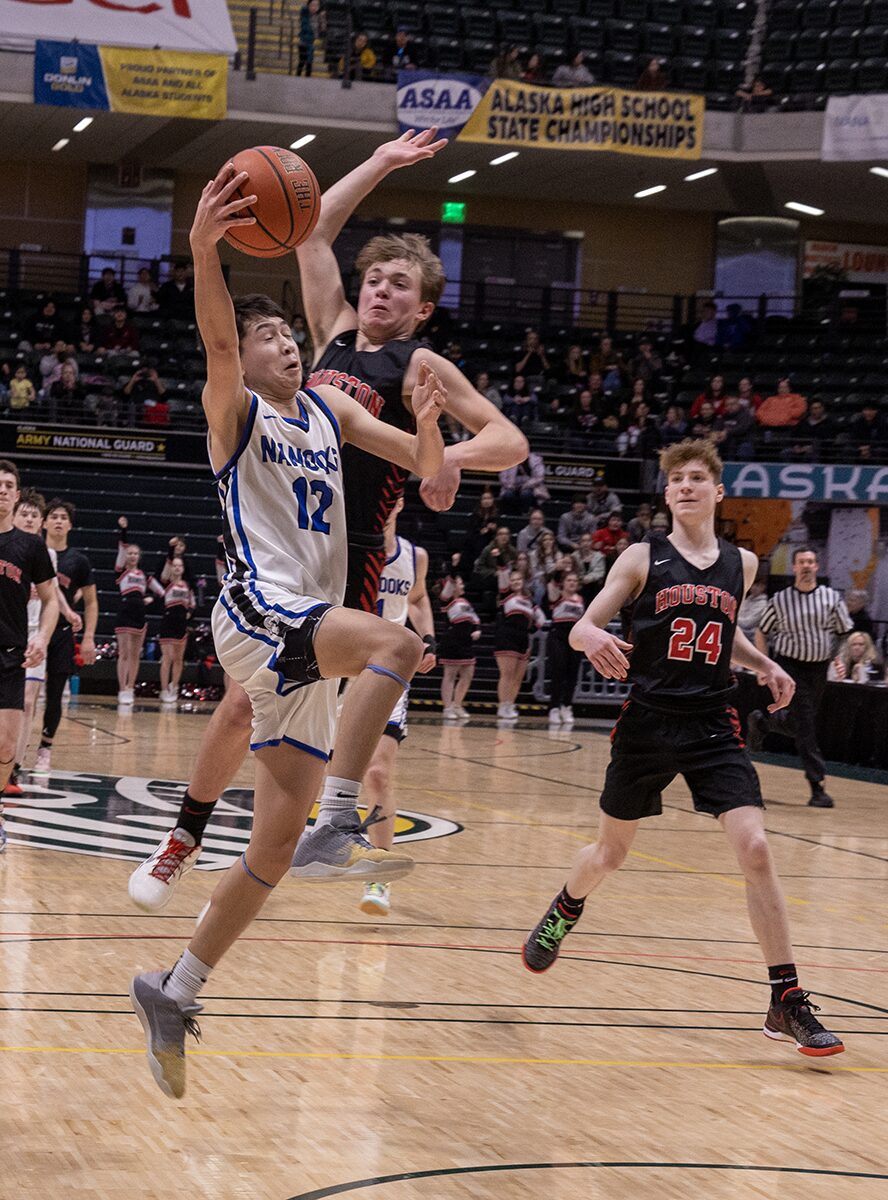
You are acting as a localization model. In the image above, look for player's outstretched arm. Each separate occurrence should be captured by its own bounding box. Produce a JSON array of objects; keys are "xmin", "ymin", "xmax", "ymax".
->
[
  {"xmin": 295, "ymin": 129, "xmax": 448, "ymax": 355},
  {"xmin": 318, "ymin": 360, "xmax": 446, "ymax": 477},
  {"xmin": 407, "ymin": 546, "xmax": 437, "ymax": 674},
  {"xmin": 731, "ymin": 626, "xmax": 796, "ymax": 712},
  {"xmin": 190, "ymin": 163, "xmax": 258, "ymax": 469},
  {"xmin": 568, "ymin": 543, "xmax": 648, "ymax": 680}
]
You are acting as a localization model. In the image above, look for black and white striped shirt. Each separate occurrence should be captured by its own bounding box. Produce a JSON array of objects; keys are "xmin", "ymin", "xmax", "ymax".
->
[{"xmin": 758, "ymin": 585, "xmax": 853, "ymax": 662}]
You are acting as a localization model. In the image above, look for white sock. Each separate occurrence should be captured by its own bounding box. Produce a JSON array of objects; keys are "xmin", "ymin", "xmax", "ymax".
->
[
  {"xmin": 162, "ymin": 948, "xmax": 212, "ymax": 1008},
  {"xmin": 316, "ymin": 775, "xmax": 360, "ymax": 828}
]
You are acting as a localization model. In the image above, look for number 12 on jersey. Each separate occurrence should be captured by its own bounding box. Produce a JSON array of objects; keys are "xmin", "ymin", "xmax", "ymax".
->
[
  {"xmin": 668, "ymin": 617, "xmax": 722, "ymax": 665},
  {"xmin": 292, "ymin": 477, "xmax": 333, "ymax": 535}
]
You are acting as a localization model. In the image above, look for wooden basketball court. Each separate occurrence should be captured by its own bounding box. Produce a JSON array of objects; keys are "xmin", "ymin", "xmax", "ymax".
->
[{"xmin": 2, "ymin": 699, "xmax": 886, "ymax": 1200}]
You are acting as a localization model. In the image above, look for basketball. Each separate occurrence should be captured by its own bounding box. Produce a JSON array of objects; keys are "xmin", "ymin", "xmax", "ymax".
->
[{"xmin": 223, "ymin": 146, "xmax": 321, "ymax": 259}]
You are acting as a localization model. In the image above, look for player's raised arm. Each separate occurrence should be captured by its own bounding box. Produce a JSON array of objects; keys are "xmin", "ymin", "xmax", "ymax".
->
[
  {"xmin": 295, "ymin": 130, "xmax": 448, "ymax": 354},
  {"xmin": 190, "ymin": 163, "xmax": 258, "ymax": 468},
  {"xmin": 568, "ymin": 542, "xmax": 649, "ymax": 680},
  {"xmin": 318, "ymin": 360, "xmax": 446, "ymax": 477}
]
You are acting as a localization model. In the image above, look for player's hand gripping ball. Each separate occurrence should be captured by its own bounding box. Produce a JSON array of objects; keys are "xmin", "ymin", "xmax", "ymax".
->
[{"xmin": 223, "ymin": 146, "xmax": 321, "ymax": 258}]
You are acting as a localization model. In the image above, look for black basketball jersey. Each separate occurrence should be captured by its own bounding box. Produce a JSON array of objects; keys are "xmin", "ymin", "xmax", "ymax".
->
[
  {"xmin": 307, "ymin": 328, "xmax": 428, "ymax": 547},
  {"xmin": 627, "ymin": 533, "xmax": 745, "ymax": 711}
]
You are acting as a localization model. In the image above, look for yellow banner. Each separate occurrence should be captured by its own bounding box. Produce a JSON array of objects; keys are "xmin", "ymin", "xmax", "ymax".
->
[
  {"xmin": 99, "ymin": 47, "xmax": 227, "ymax": 120},
  {"xmin": 457, "ymin": 80, "xmax": 703, "ymax": 159}
]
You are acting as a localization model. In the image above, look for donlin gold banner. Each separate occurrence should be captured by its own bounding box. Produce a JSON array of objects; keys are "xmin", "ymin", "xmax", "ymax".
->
[{"xmin": 457, "ymin": 80, "xmax": 704, "ymax": 159}]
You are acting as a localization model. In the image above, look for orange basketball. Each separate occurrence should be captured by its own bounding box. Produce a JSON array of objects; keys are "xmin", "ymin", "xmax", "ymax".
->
[{"xmin": 223, "ymin": 146, "xmax": 321, "ymax": 259}]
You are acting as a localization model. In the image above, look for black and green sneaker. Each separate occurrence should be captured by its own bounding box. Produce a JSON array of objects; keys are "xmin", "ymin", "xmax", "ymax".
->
[{"xmin": 522, "ymin": 894, "xmax": 582, "ymax": 973}]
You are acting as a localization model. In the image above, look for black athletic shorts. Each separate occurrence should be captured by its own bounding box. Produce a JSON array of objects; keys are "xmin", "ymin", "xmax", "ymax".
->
[
  {"xmin": 344, "ymin": 538, "xmax": 387, "ymax": 614},
  {"xmin": 46, "ymin": 625, "xmax": 75, "ymax": 677},
  {"xmin": 0, "ymin": 646, "xmax": 27, "ymax": 711},
  {"xmin": 599, "ymin": 699, "xmax": 764, "ymax": 821}
]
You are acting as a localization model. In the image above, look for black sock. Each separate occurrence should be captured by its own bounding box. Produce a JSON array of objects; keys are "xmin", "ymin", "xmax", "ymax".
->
[
  {"xmin": 557, "ymin": 886, "xmax": 585, "ymax": 919},
  {"xmin": 175, "ymin": 791, "xmax": 218, "ymax": 843},
  {"xmin": 39, "ymin": 739, "xmax": 51, "ymax": 750},
  {"xmin": 768, "ymin": 963, "xmax": 799, "ymax": 1005}
]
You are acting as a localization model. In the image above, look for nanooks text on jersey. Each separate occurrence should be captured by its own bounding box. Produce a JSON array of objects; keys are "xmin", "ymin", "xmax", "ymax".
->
[
  {"xmin": 654, "ymin": 583, "xmax": 737, "ymax": 622},
  {"xmin": 260, "ymin": 435, "xmax": 339, "ymax": 476},
  {"xmin": 306, "ymin": 369, "xmax": 384, "ymax": 419}
]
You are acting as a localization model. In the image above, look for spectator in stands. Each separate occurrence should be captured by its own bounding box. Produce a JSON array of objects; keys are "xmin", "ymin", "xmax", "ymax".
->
[
  {"xmin": 693, "ymin": 300, "xmax": 719, "ymax": 349},
  {"xmin": 736, "ymin": 75, "xmax": 773, "ymax": 112},
  {"xmin": 522, "ymin": 52, "xmax": 543, "ymax": 84},
  {"xmin": 122, "ymin": 365, "xmax": 166, "ymax": 427},
  {"xmin": 586, "ymin": 474, "xmax": 622, "ymax": 526},
  {"xmin": 474, "ymin": 526, "xmax": 518, "ymax": 609},
  {"xmin": 491, "ymin": 44, "xmax": 522, "ymax": 80},
  {"xmin": 571, "ymin": 530, "xmax": 606, "ymax": 602},
  {"xmin": 99, "ymin": 308, "xmax": 140, "ymax": 356},
  {"xmin": 76, "ymin": 306, "xmax": 98, "ymax": 355},
  {"xmin": 557, "ymin": 493, "xmax": 598, "ymax": 552},
  {"xmin": 157, "ymin": 262, "xmax": 195, "ymax": 322},
  {"xmin": 517, "ymin": 507, "xmax": 551, "ymax": 555},
  {"xmin": 738, "ymin": 376, "xmax": 763, "ymax": 412},
  {"xmin": 714, "ymin": 393, "xmax": 756, "ymax": 460},
  {"xmin": 339, "ymin": 30, "xmax": 377, "ymax": 79},
  {"xmin": 650, "ymin": 511, "xmax": 670, "ymax": 534},
  {"xmin": 738, "ymin": 572, "xmax": 769, "ymax": 640},
  {"xmin": 562, "ymin": 344, "xmax": 587, "ymax": 385},
  {"xmin": 475, "ymin": 371, "xmax": 502, "ymax": 410},
  {"xmin": 289, "ymin": 312, "xmax": 313, "ymax": 362},
  {"xmin": 845, "ymin": 589, "xmax": 874, "ymax": 636},
  {"xmin": 570, "ymin": 389, "xmax": 599, "ymax": 438},
  {"xmin": 622, "ymin": 400, "xmax": 662, "ymax": 459},
  {"xmin": 7, "ymin": 363, "xmax": 36, "ymax": 413},
  {"xmin": 48, "ymin": 362, "xmax": 86, "ymax": 424},
  {"xmin": 659, "ymin": 403, "xmax": 689, "ymax": 445},
  {"xmin": 691, "ymin": 399, "xmax": 719, "ymax": 442},
  {"xmin": 588, "ymin": 334, "xmax": 628, "ymax": 391},
  {"xmin": 691, "ymin": 373, "xmax": 730, "ymax": 418},
  {"xmin": 22, "ymin": 299, "xmax": 65, "ymax": 353},
  {"xmin": 784, "ymin": 397, "xmax": 834, "ymax": 462},
  {"xmin": 757, "ymin": 377, "xmax": 807, "ymax": 429},
  {"xmin": 390, "ymin": 27, "xmax": 416, "ymax": 73},
  {"xmin": 498, "ymin": 452, "xmax": 549, "ymax": 512},
  {"xmin": 514, "ymin": 329, "xmax": 549, "ymax": 384},
  {"xmin": 626, "ymin": 502, "xmax": 652, "ymax": 543},
  {"xmin": 142, "ymin": 393, "xmax": 171, "ymax": 428},
  {"xmin": 127, "ymin": 267, "xmax": 158, "ymax": 314},
  {"xmin": 39, "ymin": 339, "xmax": 79, "ymax": 392},
  {"xmin": 592, "ymin": 511, "xmax": 627, "ymax": 569},
  {"xmin": 718, "ymin": 302, "xmax": 754, "ymax": 351},
  {"xmin": 90, "ymin": 267, "xmax": 126, "ymax": 315},
  {"xmin": 530, "ymin": 528, "xmax": 559, "ymax": 592},
  {"xmin": 846, "ymin": 402, "xmax": 888, "ymax": 460},
  {"xmin": 631, "ymin": 335, "xmax": 663, "ymax": 389},
  {"xmin": 502, "ymin": 375, "xmax": 539, "ymax": 429},
  {"xmin": 90, "ymin": 384, "xmax": 118, "ymax": 426},
  {"xmin": 636, "ymin": 56, "xmax": 670, "ymax": 91},
  {"xmin": 586, "ymin": 371, "xmax": 616, "ymax": 416},
  {"xmin": 463, "ymin": 486, "xmax": 499, "ymax": 567},
  {"xmin": 828, "ymin": 631, "xmax": 882, "ymax": 683},
  {"xmin": 297, "ymin": 0, "xmax": 326, "ymax": 76},
  {"xmin": 553, "ymin": 50, "xmax": 594, "ymax": 87}
]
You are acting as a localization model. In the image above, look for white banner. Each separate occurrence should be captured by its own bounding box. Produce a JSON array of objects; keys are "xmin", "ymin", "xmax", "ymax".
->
[
  {"xmin": 822, "ymin": 93, "xmax": 888, "ymax": 160},
  {"xmin": 803, "ymin": 239, "xmax": 888, "ymax": 283},
  {"xmin": 0, "ymin": 0, "xmax": 236, "ymax": 56}
]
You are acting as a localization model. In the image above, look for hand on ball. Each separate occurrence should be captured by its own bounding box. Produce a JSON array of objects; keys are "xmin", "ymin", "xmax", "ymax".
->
[{"xmin": 190, "ymin": 163, "xmax": 257, "ymax": 252}]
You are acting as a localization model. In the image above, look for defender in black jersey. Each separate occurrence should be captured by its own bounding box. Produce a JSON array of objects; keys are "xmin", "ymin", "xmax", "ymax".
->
[
  {"xmin": 129, "ymin": 131, "xmax": 527, "ymax": 910},
  {"xmin": 523, "ymin": 440, "xmax": 845, "ymax": 1058}
]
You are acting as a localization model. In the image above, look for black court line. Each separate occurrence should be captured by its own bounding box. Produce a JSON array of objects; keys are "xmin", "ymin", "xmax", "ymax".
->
[{"xmin": 287, "ymin": 1161, "xmax": 888, "ymax": 1198}]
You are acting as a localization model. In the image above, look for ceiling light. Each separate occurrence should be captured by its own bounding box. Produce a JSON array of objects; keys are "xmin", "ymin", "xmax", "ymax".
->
[
  {"xmin": 448, "ymin": 170, "xmax": 476, "ymax": 183},
  {"xmin": 51, "ymin": 138, "xmax": 69, "ymax": 152},
  {"xmin": 289, "ymin": 133, "xmax": 316, "ymax": 150},
  {"xmin": 634, "ymin": 184, "xmax": 666, "ymax": 198},
  {"xmin": 72, "ymin": 117, "xmax": 93, "ymax": 133},
  {"xmin": 684, "ymin": 167, "xmax": 717, "ymax": 181},
  {"xmin": 785, "ymin": 201, "xmax": 824, "ymax": 216},
  {"xmin": 870, "ymin": 166, "xmax": 888, "ymax": 179},
  {"xmin": 489, "ymin": 151, "xmax": 519, "ymax": 166}
]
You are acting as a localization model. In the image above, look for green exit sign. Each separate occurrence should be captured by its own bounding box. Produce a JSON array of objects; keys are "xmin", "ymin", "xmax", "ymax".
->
[{"xmin": 441, "ymin": 201, "xmax": 466, "ymax": 224}]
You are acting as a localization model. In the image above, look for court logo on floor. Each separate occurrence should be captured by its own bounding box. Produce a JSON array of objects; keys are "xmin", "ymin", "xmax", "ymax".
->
[{"xmin": 3, "ymin": 771, "xmax": 462, "ymax": 868}]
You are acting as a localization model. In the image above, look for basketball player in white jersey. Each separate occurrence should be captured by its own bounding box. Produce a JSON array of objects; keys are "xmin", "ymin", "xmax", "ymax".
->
[
  {"xmin": 129, "ymin": 165, "xmax": 446, "ymax": 1098},
  {"xmin": 359, "ymin": 495, "xmax": 435, "ymax": 916}
]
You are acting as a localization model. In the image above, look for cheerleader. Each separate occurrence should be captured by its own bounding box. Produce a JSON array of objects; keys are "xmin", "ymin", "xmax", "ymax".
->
[
  {"xmin": 547, "ymin": 570, "xmax": 585, "ymax": 726},
  {"xmin": 495, "ymin": 569, "xmax": 545, "ymax": 720},
  {"xmin": 115, "ymin": 516, "xmax": 152, "ymax": 704},
  {"xmin": 439, "ymin": 576, "xmax": 481, "ymax": 719},
  {"xmin": 150, "ymin": 556, "xmax": 194, "ymax": 702}
]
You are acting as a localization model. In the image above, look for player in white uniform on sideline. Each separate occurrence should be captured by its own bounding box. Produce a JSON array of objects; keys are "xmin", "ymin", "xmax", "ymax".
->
[
  {"xmin": 5, "ymin": 489, "xmax": 77, "ymax": 795},
  {"xmin": 359, "ymin": 496, "xmax": 436, "ymax": 917},
  {"xmin": 129, "ymin": 163, "xmax": 446, "ymax": 1099}
]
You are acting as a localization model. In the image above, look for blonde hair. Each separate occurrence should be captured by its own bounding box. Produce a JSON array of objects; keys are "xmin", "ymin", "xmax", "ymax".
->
[
  {"xmin": 355, "ymin": 234, "xmax": 445, "ymax": 306},
  {"xmin": 837, "ymin": 631, "xmax": 880, "ymax": 670},
  {"xmin": 659, "ymin": 438, "xmax": 724, "ymax": 483}
]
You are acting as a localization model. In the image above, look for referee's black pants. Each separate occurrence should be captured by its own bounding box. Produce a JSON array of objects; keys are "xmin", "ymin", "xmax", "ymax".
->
[{"xmin": 759, "ymin": 655, "xmax": 829, "ymax": 785}]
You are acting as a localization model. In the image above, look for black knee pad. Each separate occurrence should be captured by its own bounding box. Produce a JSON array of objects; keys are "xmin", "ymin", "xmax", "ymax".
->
[{"xmin": 275, "ymin": 605, "xmax": 331, "ymax": 686}]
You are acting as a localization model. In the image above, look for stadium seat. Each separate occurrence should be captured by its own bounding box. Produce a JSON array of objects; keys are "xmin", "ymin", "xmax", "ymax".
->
[
  {"xmin": 550, "ymin": 0, "xmax": 585, "ymax": 15},
  {"xmin": 497, "ymin": 9, "xmax": 532, "ymax": 44},
  {"xmin": 533, "ymin": 12, "xmax": 568, "ymax": 48},
  {"xmin": 763, "ymin": 30, "xmax": 796, "ymax": 62},
  {"xmin": 649, "ymin": 0, "xmax": 682, "ymax": 23},
  {"xmin": 643, "ymin": 22, "xmax": 675, "ymax": 54},
  {"xmin": 603, "ymin": 49, "xmax": 639, "ymax": 83},
  {"xmin": 464, "ymin": 38, "xmax": 496, "ymax": 72},
  {"xmin": 719, "ymin": 0, "xmax": 755, "ymax": 27},
  {"xmin": 789, "ymin": 58, "xmax": 827, "ymax": 90},
  {"xmin": 801, "ymin": 0, "xmax": 834, "ymax": 28},
  {"xmin": 714, "ymin": 60, "xmax": 744, "ymax": 89},
  {"xmin": 586, "ymin": 0, "xmax": 617, "ymax": 17},
  {"xmin": 796, "ymin": 28, "xmax": 829, "ymax": 59},
  {"xmin": 684, "ymin": 0, "xmax": 717, "ymax": 26},
  {"xmin": 568, "ymin": 16, "xmax": 605, "ymax": 50},
  {"xmin": 390, "ymin": 1, "xmax": 423, "ymax": 32},
  {"xmin": 826, "ymin": 56, "xmax": 859, "ymax": 89},
  {"xmin": 715, "ymin": 27, "xmax": 747, "ymax": 58},
  {"xmin": 617, "ymin": 0, "xmax": 650, "ymax": 18},
  {"xmin": 857, "ymin": 25, "xmax": 888, "ymax": 56},
  {"xmin": 835, "ymin": 0, "xmax": 868, "ymax": 23},
  {"xmin": 428, "ymin": 36, "xmax": 464, "ymax": 68},
  {"xmin": 678, "ymin": 24, "xmax": 713, "ymax": 56},
  {"xmin": 462, "ymin": 7, "xmax": 497, "ymax": 40},
  {"xmin": 424, "ymin": 5, "xmax": 459, "ymax": 38},
  {"xmin": 827, "ymin": 28, "xmax": 859, "ymax": 58},
  {"xmin": 672, "ymin": 55, "xmax": 710, "ymax": 88},
  {"xmin": 857, "ymin": 54, "xmax": 888, "ymax": 86},
  {"xmin": 605, "ymin": 18, "xmax": 642, "ymax": 51},
  {"xmin": 872, "ymin": 0, "xmax": 888, "ymax": 22},
  {"xmin": 768, "ymin": 0, "xmax": 803, "ymax": 32}
]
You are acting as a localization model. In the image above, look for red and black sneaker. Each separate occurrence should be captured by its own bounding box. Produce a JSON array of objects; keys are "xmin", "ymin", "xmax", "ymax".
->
[
  {"xmin": 763, "ymin": 988, "xmax": 845, "ymax": 1057},
  {"xmin": 522, "ymin": 894, "xmax": 582, "ymax": 973}
]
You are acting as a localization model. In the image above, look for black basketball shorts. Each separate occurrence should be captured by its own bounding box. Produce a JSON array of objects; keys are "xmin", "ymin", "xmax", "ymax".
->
[
  {"xmin": 0, "ymin": 646, "xmax": 27, "ymax": 711},
  {"xmin": 46, "ymin": 625, "xmax": 75, "ymax": 677},
  {"xmin": 599, "ymin": 700, "xmax": 764, "ymax": 821}
]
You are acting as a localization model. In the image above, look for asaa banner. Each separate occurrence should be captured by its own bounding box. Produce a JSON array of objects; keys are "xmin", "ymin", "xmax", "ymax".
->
[
  {"xmin": 35, "ymin": 40, "xmax": 227, "ymax": 120},
  {"xmin": 822, "ymin": 94, "xmax": 888, "ymax": 160},
  {"xmin": 1, "ymin": 0, "xmax": 235, "ymax": 55},
  {"xmin": 457, "ymin": 80, "xmax": 703, "ymax": 159},
  {"xmin": 397, "ymin": 71, "xmax": 490, "ymax": 141}
]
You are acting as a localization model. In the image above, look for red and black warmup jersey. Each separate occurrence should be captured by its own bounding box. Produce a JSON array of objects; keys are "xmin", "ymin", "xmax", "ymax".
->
[
  {"xmin": 0, "ymin": 528, "xmax": 56, "ymax": 648},
  {"xmin": 50, "ymin": 545, "xmax": 92, "ymax": 639},
  {"xmin": 626, "ymin": 533, "xmax": 744, "ymax": 711}
]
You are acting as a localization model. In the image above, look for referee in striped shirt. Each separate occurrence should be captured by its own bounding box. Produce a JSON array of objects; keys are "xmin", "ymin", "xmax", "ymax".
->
[{"xmin": 749, "ymin": 546, "xmax": 853, "ymax": 808}]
